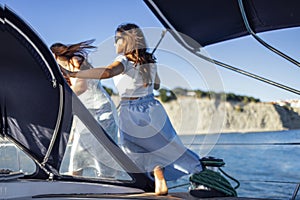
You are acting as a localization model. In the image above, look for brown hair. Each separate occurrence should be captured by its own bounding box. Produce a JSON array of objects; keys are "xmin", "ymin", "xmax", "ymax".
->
[
  {"xmin": 116, "ymin": 23, "xmax": 156, "ymax": 87},
  {"xmin": 50, "ymin": 39, "xmax": 96, "ymax": 85},
  {"xmin": 50, "ymin": 39, "xmax": 96, "ymax": 67}
]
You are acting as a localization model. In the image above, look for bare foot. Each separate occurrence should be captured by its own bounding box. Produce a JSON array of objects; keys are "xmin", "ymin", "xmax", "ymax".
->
[{"xmin": 153, "ymin": 166, "xmax": 168, "ymax": 195}]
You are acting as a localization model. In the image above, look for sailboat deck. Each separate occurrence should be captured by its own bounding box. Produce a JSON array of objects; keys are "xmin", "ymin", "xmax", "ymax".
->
[{"xmin": 36, "ymin": 192, "xmax": 268, "ymax": 199}]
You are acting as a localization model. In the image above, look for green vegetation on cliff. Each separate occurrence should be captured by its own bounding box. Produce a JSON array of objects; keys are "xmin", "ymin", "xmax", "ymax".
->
[{"xmin": 159, "ymin": 87, "xmax": 260, "ymax": 103}]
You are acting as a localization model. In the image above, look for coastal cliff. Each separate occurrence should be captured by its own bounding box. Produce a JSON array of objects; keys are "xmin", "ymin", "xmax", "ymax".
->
[
  {"xmin": 112, "ymin": 96, "xmax": 300, "ymax": 134},
  {"xmin": 162, "ymin": 97, "xmax": 300, "ymax": 134}
]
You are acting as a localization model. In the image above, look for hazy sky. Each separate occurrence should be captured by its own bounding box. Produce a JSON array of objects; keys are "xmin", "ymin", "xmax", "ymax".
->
[{"xmin": 1, "ymin": 0, "xmax": 300, "ymax": 102}]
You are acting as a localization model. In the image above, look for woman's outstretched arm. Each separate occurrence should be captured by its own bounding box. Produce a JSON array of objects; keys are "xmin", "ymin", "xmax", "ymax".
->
[{"xmin": 61, "ymin": 61, "xmax": 124, "ymax": 80}]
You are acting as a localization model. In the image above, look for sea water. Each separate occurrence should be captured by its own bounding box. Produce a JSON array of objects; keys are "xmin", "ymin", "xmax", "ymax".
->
[{"xmin": 177, "ymin": 129, "xmax": 300, "ymax": 200}]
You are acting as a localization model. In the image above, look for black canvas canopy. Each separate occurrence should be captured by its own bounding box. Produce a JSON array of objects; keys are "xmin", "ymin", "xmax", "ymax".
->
[
  {"xmin": 144, "ymin": 0, "xmax": 300, "ymax": 48},
  {"xmin": 0, "ymin": 5, "xmax": 73, "ymax": 176},
  {"xmin": 0, "ymin": 6, "xmax": 153, "ymax": 191},
  {"xmin": 144, "ymin": 0, "xmax": 300, "ymax": 95}
]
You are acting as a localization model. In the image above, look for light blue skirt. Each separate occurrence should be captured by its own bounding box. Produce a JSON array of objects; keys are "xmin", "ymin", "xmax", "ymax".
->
[{"xmin": 119, "ymin": 94, "xmax": 202, "ymax": 181}]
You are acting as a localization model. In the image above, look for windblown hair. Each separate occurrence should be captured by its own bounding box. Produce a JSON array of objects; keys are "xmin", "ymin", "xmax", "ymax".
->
[
  {"xmin": 50, "ymin": 39, "xmax": 96, "ymax": 70},
  {"xmin": 116, "ymin": 23, "xmax": 156, "ymax": 87},
  {"xmin": 50, "ymin": 39, "xmax": 96, "ymax": 85}
]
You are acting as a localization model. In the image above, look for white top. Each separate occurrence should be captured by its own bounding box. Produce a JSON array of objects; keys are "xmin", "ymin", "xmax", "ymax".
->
[
  {"xmin": 113, "ymin": 55, "xmax": 156, "ymax": 98},
  {"xmin": 78, "ymin": 79, "xmax": 112, "ymax": 110},
  {"xmin": 57, "ymin": 59, "xmax": 115, "ymax": 110}
]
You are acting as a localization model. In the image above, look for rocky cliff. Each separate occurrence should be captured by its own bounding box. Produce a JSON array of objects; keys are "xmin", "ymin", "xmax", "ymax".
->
[{"xmin": 111, "ymin": 96, "xmax": 300, "ymax": 134}]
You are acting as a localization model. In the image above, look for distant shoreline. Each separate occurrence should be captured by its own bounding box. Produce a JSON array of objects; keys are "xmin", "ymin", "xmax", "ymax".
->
[{"xmin": 111, "ymin": 95, "xmax": 300, "ymax": 134}]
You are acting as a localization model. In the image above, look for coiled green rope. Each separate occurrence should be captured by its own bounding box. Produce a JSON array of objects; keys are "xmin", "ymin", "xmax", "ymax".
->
[{"xmin": 190, "ymin": 168, "xmax": 238, "ymax": 197}]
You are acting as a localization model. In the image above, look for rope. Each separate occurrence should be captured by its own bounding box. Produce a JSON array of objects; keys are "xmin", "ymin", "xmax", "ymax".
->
[
  {"xmin": 190, "ymin": 168, "xmax": 238, "ymax": 197},
  {"xmin": 219, "ymin": 168, "xmax": 240, "ymax": 189}
]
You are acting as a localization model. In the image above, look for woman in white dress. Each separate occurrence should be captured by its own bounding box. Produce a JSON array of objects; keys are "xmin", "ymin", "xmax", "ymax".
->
[{"xmin": 51, "ymin": 40, "xmax": 118, "ymax": 177}]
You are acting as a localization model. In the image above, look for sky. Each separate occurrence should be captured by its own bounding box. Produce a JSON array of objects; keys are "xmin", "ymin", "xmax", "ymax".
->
[{"xmin": 1, "ymin": 0, "xmax": 300, "ymax": 102}]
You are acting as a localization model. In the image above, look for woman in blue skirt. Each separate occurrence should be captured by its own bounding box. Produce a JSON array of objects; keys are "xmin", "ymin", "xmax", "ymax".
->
[{"xmin": 61, "ymin": 23, "xmax": 202, "ymax": 195}]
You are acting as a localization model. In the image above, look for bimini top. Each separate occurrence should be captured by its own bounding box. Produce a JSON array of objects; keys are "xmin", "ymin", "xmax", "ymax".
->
[
  {"xmin": 144, "ymin": 0, "xmax": 300, "ymax": 48},
  {"xmin": 0, "ymin": 6, "xmax": 153, "ymax": 191}
]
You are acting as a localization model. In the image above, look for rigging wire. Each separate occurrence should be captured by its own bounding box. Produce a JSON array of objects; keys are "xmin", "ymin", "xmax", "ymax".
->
[
  {"xmin": 192, "ymin": 52, "xmax": 300, "ymax": 96},
  {"xmin": 185, "ymin": 142, "xmax": 300, "ymax": 146},
  {"xmin": 238, "ymin": 179, "xmax": 300, "ymax": 184},
  {"xmin": 292, "ymin": 183, "xmax": 300, "ymax": 200},
  {"xmin": 238, "ymin": 0, "xmax": 300, "ymax": 68}
]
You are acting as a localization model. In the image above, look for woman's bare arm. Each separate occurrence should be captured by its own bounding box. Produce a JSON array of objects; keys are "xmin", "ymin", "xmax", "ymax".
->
[{"xmin": 64, "ymin": 61, "xmax": 124, "ymax": 79}]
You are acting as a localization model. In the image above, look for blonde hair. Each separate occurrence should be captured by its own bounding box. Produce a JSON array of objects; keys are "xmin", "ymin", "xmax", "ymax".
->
[{"xmin": 116, "ymin": 23, "xmax": 156, "ymax": 87}]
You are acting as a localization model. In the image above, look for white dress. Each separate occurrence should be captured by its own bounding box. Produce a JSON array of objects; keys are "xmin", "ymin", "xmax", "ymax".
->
[
  {"xmin": 68, "ymin": 62, "xmax": 118, "ymax": 177},
  {"xmin": 113, "ymin": 55, "xmax": 202, "ymax": 181}
]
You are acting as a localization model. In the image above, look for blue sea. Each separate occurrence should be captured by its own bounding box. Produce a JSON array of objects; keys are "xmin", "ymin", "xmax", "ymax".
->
[{"xmin": 176, "ymin": 130, "xmax": 300, "ymax": 200}]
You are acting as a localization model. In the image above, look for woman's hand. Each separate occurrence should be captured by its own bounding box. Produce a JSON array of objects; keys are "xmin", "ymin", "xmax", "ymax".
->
[
  {"xmin": 60, "ymin": 66, "xmax": 72, "ymax": 78},
  {"xmin": 57, "ymin": 65, "xmax": 72, "ymax": 85}
]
